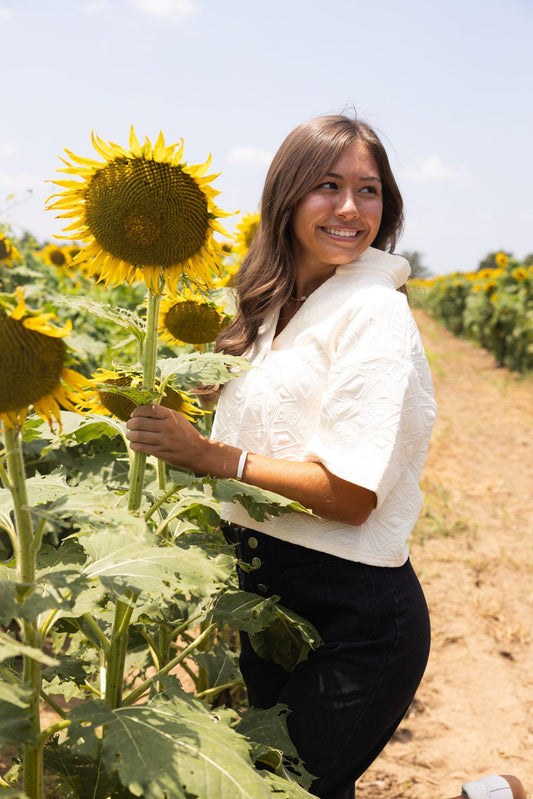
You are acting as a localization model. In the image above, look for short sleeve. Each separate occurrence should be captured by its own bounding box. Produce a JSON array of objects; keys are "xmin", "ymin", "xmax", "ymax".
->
[{"xmin": 302, "ymin": 292, "xmax": 436, "ymax": 508}]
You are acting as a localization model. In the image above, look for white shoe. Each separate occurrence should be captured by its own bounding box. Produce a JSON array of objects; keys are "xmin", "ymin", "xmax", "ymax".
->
[{"xmin": 461, "ymin": 775, "xmax": 527, "ymax": 799}]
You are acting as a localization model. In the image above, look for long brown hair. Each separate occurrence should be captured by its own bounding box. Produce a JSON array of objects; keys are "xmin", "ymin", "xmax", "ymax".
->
[{"xmin": 216, "ymin": 114, "xmax": 404, "ymax": 357}]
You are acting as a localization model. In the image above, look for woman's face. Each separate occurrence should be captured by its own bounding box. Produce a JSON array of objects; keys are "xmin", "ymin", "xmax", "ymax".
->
[{"xmin": 291, "ymin": 141, "xmax": 383, "ymax": 278}]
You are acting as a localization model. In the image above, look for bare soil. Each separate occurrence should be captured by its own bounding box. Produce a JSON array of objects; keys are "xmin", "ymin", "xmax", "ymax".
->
[{"xmin": 357, "ymin": 310, "xmax": 533, "ymax": 799}]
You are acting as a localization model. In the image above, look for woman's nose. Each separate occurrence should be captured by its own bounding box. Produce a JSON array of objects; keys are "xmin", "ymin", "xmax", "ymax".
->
[{"xmin": 336, "ymin": 191, "xmax": 359, "ymax": 217}]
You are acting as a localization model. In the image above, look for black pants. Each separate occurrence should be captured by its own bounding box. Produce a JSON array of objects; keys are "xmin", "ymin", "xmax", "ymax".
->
[{"xmin": 228, "ymin": 527, "xmax": 431, "ymax": 799}]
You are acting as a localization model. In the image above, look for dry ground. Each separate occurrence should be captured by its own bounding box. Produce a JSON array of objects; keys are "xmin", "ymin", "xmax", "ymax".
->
[{"xmin": 357, "ymin": 310, "xmax": 533, "ymax": 799}]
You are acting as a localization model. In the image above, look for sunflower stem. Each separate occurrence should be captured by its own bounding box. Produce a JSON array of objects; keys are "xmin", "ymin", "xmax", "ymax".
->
[
  {"xmin": 104, "ymin": 591, "xmax": 137, "ymax": 708},
  {"xmin": 122, "ymin": 622, "xmax": 217, "ymax": 707},
  {"xmin": 3, "ymin": 427, "xmax": 43, "ymax": 799},
  {"xmin": 128, "ymin": 288, "xmax": 162, "ymax": 513},
  {"xmin": 157, "ymin": 458, "xmax": 167, "ymax": 491}
]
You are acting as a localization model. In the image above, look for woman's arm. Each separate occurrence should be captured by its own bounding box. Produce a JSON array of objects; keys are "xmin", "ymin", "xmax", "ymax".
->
[{"xmin": 126, "ymin": 404, "xmax": 376, "ymax": 527}]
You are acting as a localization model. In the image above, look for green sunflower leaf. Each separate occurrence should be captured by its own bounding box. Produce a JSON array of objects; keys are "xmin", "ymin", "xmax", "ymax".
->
[
  {"xmin": 209, "ymin": 589, "xmax": 283, "ymax": 632},
  {"xmin": 43, "ymin": 742, "xmax": 122, "ymax": 799},
  {"xmin": 0, "ymin": 577, "xmax": 18, "ymax": 625},
  {"xmin": 0, "ymin": 669, "xmax": 32, "ymax": 709},
  {"xmin": 80, "ymin": 529, "xmax": 232, "ymax": 600},
  {"xmin": 157, "ymin": 351, "xmax": 252, "ymax": 390},
  {"xmin": 41, "ymin": 654, "xmax": 92, "ymax": 687},
  {"xmin": 260, "ymin": 771, "xmax": 317, "ymax": 797},
  {"xmin": 193, "ymin": 643, "xmax": 241, "ymax": 692},
  {"xmin": 0, "ymin": 700, "xmax": 36, "ymax": 747},
  {"xmin": 236, "ymin": 705, "xmax": 314, "ymax": 790},
  {"xmin": 68, "ymin": 694, "xmax": 273, "ymax": 799},
  {"xmin": 208, "ymin": 589, "xmax": 321, "ymax": 671},
  {"xmin": 168, "ymin": 468, "xmax": 312, "ymax": 521},
  {"xmin": 54, "ymin": 295, "xmax": 146, "ymax": 343},
  {"xmin": 0, "ymin": 630, "xmax": 59, "ymax": 667}
]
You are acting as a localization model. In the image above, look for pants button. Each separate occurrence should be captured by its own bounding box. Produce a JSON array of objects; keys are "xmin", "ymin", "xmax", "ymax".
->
[
  {"xmin": 257, "ymin": 583, "xmax": 268, "ymax": 594},
  {"xmin": 251, "ymin": 556, "xmax": 262, "ymax": 568},
  {"xmin": 248, "ymin": 536, "xmax": 259, "ymax": 549}
]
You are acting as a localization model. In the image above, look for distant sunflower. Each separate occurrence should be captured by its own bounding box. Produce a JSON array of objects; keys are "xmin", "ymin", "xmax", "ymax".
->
[
  {"xmin": 47, "ymin": 128, "xmax": 232, "ymax": 293},
  {"xmin": 65, "ymin": 245, "xmax": 82, "ymax": 260},
  {"xmin": 233, "ymin": 212, "xmax": 260, "ymax": 258},
  {"xmin": 0, "ymin": 289, "xmax": 89, "ymax": 430},
  {"xmin": 214, "ymin": 255, "xmax": 240, "ymax": 289},
  {"xmin": 40, "ymin": 243, "xmax": 71, "ymax": 269},
  {"xmin": 0, "ymin": 233, "xmax": 22, "ymax": 267},
  {"xmin": 495, "ymin": 252, "xmax": 509, "ymax": 269},
  {"xmin": 477, "ymin": 268, "xmax": 497, "ymax": 280},
  {"xmin": 512, "ymin": 267, "xmax": 528, "ymax": 282},
  {"xmin": 83, "ymin": 369, "xmax": 202, "ymax": 422},
  {"xmin": 159, "ymin": 291, "xmax": 230, "ymax": 346}
]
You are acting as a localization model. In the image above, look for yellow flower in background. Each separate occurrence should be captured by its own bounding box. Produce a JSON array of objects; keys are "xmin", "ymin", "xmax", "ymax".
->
[
  {"xmin": 47, "ymin": 128, "xmax": 232, "ymax": 293},
  {"xmin": 0, "ymin": 289, "xmax": 89, "ymax": 431},
  {"xmin": 83, "ymin": 369, "xmax": 202, "ymax": 423},
  {"xmin": 477, "ymin": 268, "xmax": 496, "ymax": 280},
  {"xmin": 484, "ymin": 279, "xmax": 497, "ymax": 292},
  {"xmin": 0, "ymin": 233, "xmax": 22, "ymax": 267},
  {"xmin": 159, "ymin": 290, "xmax": 230, "ymax": 346},
  {"xmin": 512, "ymin": 267, "xmax": 528, "ymax": 281},
  {"xmin": 233, "ymin": 211, "xmax": 260, "ymax": 258},
  {"xmin": 495, "ymin": 252, "xmax": 509, "ymax": 269},
  {"xmin": 40, "ymin": 243, "xmax": 71, "ymax": 269},
  {"xmin": 214, "ymin": 255, "xmax": 240, "ymax": 289}
]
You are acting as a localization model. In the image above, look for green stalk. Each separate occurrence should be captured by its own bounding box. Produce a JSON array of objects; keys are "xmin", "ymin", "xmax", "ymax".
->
[
  {"xmin": 108, "ymin": 287, "xmax": 162, "ymax": 708},
  {"xmin": 5, "ymin": 427, "xmax": 34, "ymax": 581},
  {"xmin": 4, "ymin": 426, "xmax": 42, "ymax": 799},
  {"xmin": 195, "ymin": 679, "xmax": 245, "ymax": 700},
  {"xmin": 157, "ymin": 458, "xmax": 167, "ymax": 491},
  {"xmin": 128, "ymin": 288, "xmax": 162, "ymax": 513},
  {"xmin": 104, "ymin": 592, "xmax": 136, "ymax": 708},
  {"xmin": 122, "ymin": 622, "xmax": 217, "ymax": 707}
]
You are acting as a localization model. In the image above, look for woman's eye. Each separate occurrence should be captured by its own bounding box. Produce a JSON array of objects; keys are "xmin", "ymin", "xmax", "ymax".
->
[
  {"xmin": 318, "ymin": 180, "xmax": 338, "ymax": 190},
  {"xmin": 361, "ymin": 185, "xmax": 377, "ymax": 194}
]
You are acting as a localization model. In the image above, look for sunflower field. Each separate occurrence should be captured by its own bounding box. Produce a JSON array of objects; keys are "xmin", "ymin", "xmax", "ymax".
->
[
  {"xmin": 0, "ymin": 131, "xmax": 318, "ymax": 799},
  {"xmin": 409, "ymin": 254, "xmax": 533, "ymax": 373}
]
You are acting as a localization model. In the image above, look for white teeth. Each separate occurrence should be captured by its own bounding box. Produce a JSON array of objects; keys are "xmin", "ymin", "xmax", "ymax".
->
[{"xmin": 322, "ymin": 227, "xmax": 359, "ymax": 238}]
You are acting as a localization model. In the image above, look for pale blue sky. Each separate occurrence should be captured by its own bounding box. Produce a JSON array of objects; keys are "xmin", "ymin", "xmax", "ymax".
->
[{"xmin": 1, "ymin": 0, "xmax": 532, "ymax": 275}]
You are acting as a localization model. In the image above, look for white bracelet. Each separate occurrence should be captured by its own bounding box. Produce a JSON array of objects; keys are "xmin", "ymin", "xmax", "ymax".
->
[{"xmin": 236, "ymin": 450, "xmax": 248, "ymax": 480}]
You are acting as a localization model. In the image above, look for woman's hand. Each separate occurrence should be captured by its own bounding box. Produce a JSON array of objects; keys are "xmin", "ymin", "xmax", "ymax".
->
[
  {"xmin": 126, "ymin": 405, "xmax": 208, "ymax": 471},
  {"xmin": 125, "ymin": 405, "xmax": 376, "ymax": 526}
]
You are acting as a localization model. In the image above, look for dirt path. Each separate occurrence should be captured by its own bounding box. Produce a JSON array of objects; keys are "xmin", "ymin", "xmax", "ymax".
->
[{"xmin": 357, "ymin": 310, "xmax": 533, "ymax": 799}]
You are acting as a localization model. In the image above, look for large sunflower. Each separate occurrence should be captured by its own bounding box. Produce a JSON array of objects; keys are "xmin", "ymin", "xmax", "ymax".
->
[
  {"xmin": 0, "ymin": 232, "xmax": 22, "ymax": 267},
  {"xmin": 46, "ymin": 128, "xmax": 232, "ymax": 293},
  {"xmin": 83, "ymin": 369, "xmax": 202, "ymax": 423},
  {"xmin": 0, "ymin": 289, "xmax": 89, "ymax": 430}
]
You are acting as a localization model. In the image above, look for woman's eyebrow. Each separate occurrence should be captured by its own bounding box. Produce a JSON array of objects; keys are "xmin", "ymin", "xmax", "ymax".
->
[{"xmin": 326, "ymin": 171, "xmax": 382, "ymax": 182}]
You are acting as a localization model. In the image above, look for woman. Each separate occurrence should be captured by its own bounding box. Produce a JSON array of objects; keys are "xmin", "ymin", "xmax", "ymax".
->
[{"xmin": 126, "ymin": 113, "xmax": 437, "ymax": 798}]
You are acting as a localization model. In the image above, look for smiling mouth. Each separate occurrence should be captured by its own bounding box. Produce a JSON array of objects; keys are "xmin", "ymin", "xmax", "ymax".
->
[{"xmin": 320, "ymin": 226, "xmax": 362, "ymax": 239}]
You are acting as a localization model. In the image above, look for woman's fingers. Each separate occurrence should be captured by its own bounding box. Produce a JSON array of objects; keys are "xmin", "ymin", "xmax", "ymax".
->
[
  {"xmin": 126, "ymin": 406, "xmax": 174, "ymax": 450},
  {"xmin": 129, "ymin": 404, "xmax": 166, "ymax": 420},
  {"xmin": 124, "ymin": 404, "xmax": 206, "ymax": 470},
  {"xmin": 126, "ymin": 428, "xmax": 162, "ymax": 445}
]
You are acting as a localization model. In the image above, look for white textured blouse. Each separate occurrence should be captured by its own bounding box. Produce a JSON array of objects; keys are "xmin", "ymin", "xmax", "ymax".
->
[{"xmin": 210, "ymin": 247, "xmax": 437, "ymax": 567}]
